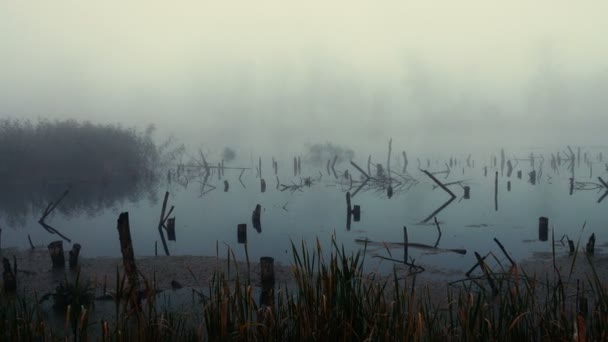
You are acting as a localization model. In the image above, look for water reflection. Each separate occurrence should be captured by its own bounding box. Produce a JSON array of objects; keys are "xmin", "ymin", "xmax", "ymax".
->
[{"xmin": 0, "ymin": 175, "xmax": 160, "ymax": 228}]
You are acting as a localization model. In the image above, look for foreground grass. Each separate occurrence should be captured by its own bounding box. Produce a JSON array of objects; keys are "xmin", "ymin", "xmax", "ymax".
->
[{"xmin": 1, "ymin": 237, "xmax": 607, "ymax": 341}]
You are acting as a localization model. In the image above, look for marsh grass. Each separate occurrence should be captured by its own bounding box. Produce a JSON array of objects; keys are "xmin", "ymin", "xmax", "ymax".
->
[{"xmin": 1, "ymin": 233, "xmax": 608, "ymax": 341}]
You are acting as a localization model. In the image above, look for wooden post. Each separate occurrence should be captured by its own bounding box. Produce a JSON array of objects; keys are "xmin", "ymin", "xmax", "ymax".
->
[
  {"xmin": 117, "ymin": 212, "xmax": 140, "ymax": 308},
  {"xmin": 47, "ymin": 240, "xmax": 65, "ymax": 269},
  {"xmin": 346, "ymin": 192, "xmax": 352, "ymax": 231},
  {"xmin": 352, "ymin": 205, "xmax": 361, "ymax": 222},
  {"xmin": 237, "ymin": 224, "xmax": 247, "ymax": 244},
  {"xmin": 538, "ymin": 217, "xmax": 548, "ymax": 242},
  {"xmin": 69, "ymin": 243, "xmax": 81, "ymax": 269},
  {"xmin": 569, "ymin": 178, "xmax": 574, "ymax": 195},
  {"xmin": 494, "ymin": 171, "xmax": 498, "ymax": 212},
  {"xmin": 259, "ymin": 257, "xmax": 275, "ymax": 307},
  {"xmin": 167, "ymin": 218, "xmax": 176, "ymax": 241},
  {"xmin": 484, "ymin": 166, "xmax": 487, "ymax": 177},
  {"xmin": 224, "ymin": 180, "xmax": 229, "ymax": 192},
  {"xmin": 293, "ymin": 157, "xmax": 297, "ymax": 176},
  {"xmin": 586, "ymin": 233, "xmax": 596, "ymax": 256},
  {"xmin": 259, "ymin": 157, "xmax": 262, "ymax": 179},
  {"xmin": 463, "ymin": 186, "xmax": 471, "ymax": 199},
  {"xmin": 507, "ymin": 181, "xmax": 511, "ymax": 192},
  {"xmin": 252, "ymin": 204, "xmax": 262, "ymax": 233},
  {"xmin": 402, "ymin": 151, "xmax": 408, "ymax": 173},
  {"xmin": 2, "ymin": 258, "xmax": 16, "ymax": 293},
  {"xmin": 297, "ymin": 156, "xmax": 301, "ymax": 175},
  {"xmin": 403, "ymin": 226, "xmax": 408, "ymax": 263},
  {"xmin": 260, "ymin": 257, "xmax": 275, "ymax": 287},
  {"xmin": 517, "ymin": 170, "xmax": 522, "ymax": 179},
  {"xmin": 568, "ymin": 239, "xmax": 575, "ymax": 254},
  {"xmin": 261, "ymin": 179, "xmax": 266, "ymax": 193}
]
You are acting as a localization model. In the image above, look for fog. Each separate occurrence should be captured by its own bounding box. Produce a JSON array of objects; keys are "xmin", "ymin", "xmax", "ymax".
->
[{"xmin": 1, "ymin": 1, "xmax": 607, "ymax": 153}]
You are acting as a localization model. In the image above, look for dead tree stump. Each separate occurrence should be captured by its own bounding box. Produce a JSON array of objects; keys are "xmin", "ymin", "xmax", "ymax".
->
[{"xmin": 117, "ymin": 212, "xmax": 140, "ymax": 309}]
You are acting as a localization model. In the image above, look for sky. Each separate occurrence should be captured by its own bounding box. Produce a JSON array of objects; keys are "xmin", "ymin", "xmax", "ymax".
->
[{"xmin": 1, "ymin": 0, "xmax": 607, "ymax": 153}]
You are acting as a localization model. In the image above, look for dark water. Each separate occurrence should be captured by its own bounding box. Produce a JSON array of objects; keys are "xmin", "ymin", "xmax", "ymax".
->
[{"xmin": 1, "ymin": 146, "xmax": 607, "ymax": 278}]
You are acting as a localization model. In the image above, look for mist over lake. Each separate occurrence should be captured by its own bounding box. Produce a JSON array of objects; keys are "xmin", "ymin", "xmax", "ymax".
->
[{"xmin": 1, "ymin": 0, "xmax": 608, "ymax": 272}]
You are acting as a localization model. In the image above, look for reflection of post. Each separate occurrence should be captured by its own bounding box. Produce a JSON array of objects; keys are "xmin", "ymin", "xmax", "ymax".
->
[
  {"xmin": 48, "ymin": 240, "xmax": 65, "ymax": 269},
  {"xmin": 538, "ymin": 217, "xmax": 548, "ymax": 241}
]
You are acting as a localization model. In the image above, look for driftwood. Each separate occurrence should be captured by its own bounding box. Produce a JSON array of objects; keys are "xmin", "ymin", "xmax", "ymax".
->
[
  {"xmin": 157, "ymin": 192, "xmax": 172, "ymax": 256},
  {"xmin": 355, "ymin": 238, "xmax": 466, "ymax": 255},
  {"xmin": 38, "ymin": 190, "xmax": 71, "ymax": 242}
]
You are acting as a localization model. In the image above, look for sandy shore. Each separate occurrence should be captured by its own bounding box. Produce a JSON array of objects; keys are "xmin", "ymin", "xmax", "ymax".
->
[
  {"xmin": 2, "ymin": 245, "xmax": 607, "ymax": 303},
  {"xmin": 1, "ymin": 246, "xmax": 295, "ymax": 298}
]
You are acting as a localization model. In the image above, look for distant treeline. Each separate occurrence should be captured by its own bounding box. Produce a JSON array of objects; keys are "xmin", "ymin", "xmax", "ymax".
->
[{"xmin": 0, "ymin": 119, "xmax": 163, "ymax": 183}]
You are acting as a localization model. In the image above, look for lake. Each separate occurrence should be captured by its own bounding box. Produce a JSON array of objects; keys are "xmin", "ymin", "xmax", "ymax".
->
[{"xmin": 1, "ymin": 145, "xmax": 606, "ymax": 280}]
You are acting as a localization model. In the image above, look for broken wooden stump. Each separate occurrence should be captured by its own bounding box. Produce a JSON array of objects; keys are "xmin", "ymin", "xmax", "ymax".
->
[
  {"xmin": 47, "ymin": 240, "xmax": 65, "ymax": 269},
  {"xmin": 538, "ymin": 217, "xmax": 548, "ymax": 242},
  {"xmin": 252, "ymin": 204, "xmax": 262, "ymax": 233},
  {"xmin": 586, "ymin": 233, "xmax": 596, "ymax": 256},
  {"xmin": 2, "ymin": 257, "xmax": 16, "ymax": 293},
  {"xmin": 403, "ymin": 226, "xmax": 408, "ymax": 263},
  {"xmin": 117, "ymin": 212, "xmax": 141, "ymax": 309},
  {"xmin": 69, "ymin": 243, "xmax": 81, "ymax": 270},
  {"xmin": 237, "ymin": 224, "xmax": 247, "ymax": 244},
  {"xmin": 260, "ymin": 256, "xmax": 275, "ymax": 307},
  {"xmin": 167, "ymin": 218, "xmax": 176, "ymax": 241},
  {"xmin": 260, "ymin": 257, "xmax": 275, "ymax": 287}
]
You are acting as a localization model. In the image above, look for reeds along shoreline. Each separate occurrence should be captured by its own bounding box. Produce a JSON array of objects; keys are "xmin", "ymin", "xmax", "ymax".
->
[{"xmin": 1, "ymin": 236, "xmax": 607, "ymax": 341}]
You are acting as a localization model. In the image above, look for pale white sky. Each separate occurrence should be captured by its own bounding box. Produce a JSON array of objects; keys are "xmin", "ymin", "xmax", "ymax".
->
[{"xmin": 1, "ymin": 1, "xmax": 607, "ymax": 150}]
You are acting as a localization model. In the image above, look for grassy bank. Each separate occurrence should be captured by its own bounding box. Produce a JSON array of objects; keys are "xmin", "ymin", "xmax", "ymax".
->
[{"xmin": 1, "ymin": 237, "xmax": 607, "ymax": 341}]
